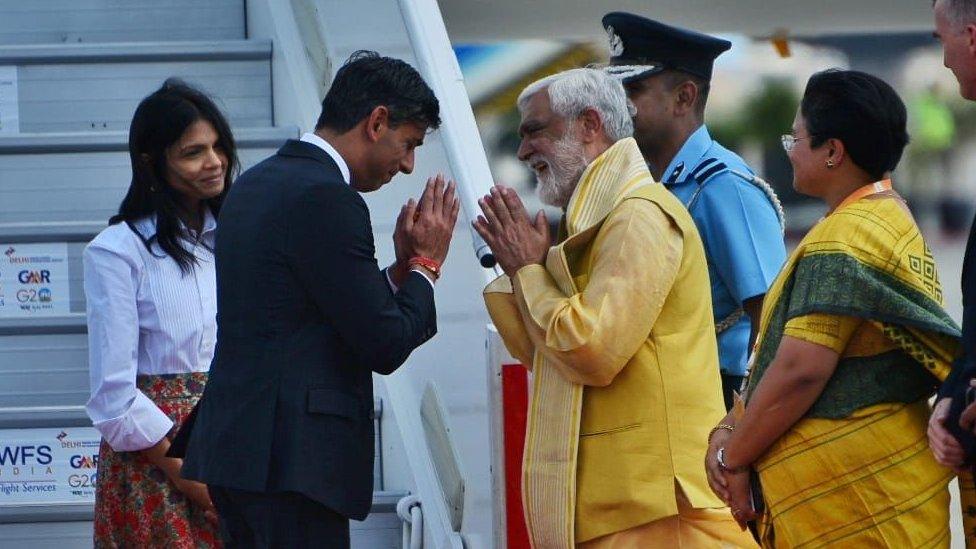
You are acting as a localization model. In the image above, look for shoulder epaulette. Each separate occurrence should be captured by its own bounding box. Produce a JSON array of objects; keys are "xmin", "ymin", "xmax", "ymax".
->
[{"xmin": 689, "ymin": 157, "xmax": 728, "ymax": 185}]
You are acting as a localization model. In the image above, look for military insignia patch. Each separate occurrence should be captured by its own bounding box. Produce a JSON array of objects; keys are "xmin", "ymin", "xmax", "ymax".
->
[
  {"xmin": 606, "ymin": 25, "xmax": 624, "ymax": 57},
  {"xmin": 667, "ymin": 161, "xmax": 685, "ymax": 183}
]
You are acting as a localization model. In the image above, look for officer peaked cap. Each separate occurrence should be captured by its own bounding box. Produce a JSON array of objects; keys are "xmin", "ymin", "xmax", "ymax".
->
[{"xmin": 602, "ymin": 12, "xmax": 731, "ymax": 84}]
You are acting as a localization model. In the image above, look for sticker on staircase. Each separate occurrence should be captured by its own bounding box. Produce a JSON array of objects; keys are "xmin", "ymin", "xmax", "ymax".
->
[
  {"xmin": 0, "ymin": 427, "xmax": 101, "ymax": 506},
  {"xmin": 0, "ymin": 66, "xmax": 17, "ymax": 134},
  {"xmin": 0, "ymin": 243, "xmax": 70, "ymax": 317}
]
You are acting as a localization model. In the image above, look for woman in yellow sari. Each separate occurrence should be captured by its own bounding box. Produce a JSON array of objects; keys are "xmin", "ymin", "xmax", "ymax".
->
[{"xmin": 704, "ymin": 69, "xmax": 961, "ymax": 548}]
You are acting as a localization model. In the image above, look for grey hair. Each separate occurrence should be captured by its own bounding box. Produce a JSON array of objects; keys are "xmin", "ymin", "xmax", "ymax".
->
[
  {"xmin": 942, "ymin": 0, "xmax": 976, "ymax": 27},
  {"xmin": 517, "ymin": 68, "xmax": 635, "ymax": 142}
]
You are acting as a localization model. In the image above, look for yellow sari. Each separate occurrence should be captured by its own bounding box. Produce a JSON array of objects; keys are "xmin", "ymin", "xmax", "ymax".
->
[{"xmin": 745, "ymin": 194, "xmax": 961, "ymax": 548}]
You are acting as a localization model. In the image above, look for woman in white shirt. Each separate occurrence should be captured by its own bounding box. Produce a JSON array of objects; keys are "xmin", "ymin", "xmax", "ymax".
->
[{"xmin": 84, "ymin": 79, "xmax": 237, "ymax": 548}]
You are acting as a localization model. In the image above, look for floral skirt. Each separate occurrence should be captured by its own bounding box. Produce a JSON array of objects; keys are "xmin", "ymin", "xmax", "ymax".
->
[{"xmin": 94, "ymin": 372, "xmax": 220, "ymax": 548}]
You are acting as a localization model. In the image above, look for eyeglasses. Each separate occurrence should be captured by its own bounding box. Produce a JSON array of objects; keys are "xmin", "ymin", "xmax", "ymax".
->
[{"xmin": 781, "ymin": 134, "xmax": 809, "ymax": 153}]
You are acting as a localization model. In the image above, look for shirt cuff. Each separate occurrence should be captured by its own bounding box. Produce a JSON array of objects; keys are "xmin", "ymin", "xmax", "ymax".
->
[
  {"xmin": 409, "ymin": 267, "xmax": 436, "ymax": 290},
  {"xmin": 385, "ymin": 266, "xmax": 436, "ymax": 293},
  {"xmin": 385, "ymin": 266, "xmax": 400, "ymax": 293},
  {"xmin": 89, "ymin": 391, "xmax": 174, "ymax": 452}
]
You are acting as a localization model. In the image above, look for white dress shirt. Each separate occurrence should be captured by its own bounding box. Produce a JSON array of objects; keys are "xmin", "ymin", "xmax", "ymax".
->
[
  {"xmin": 84, "ymin": 211, "xmax": 217, "ymax": 452},
  {"xmin": 299, "ymin": 132, "xmax": 435, "ymax": 290},
  {"xmin": 301, "ymin": 132, "xmax": 351, "ymax": 185}
]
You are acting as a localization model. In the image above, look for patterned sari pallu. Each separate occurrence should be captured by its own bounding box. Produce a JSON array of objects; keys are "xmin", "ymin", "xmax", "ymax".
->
[
  {"xmin": 94, "ymin": 372, "xmax": 220, "ymax": 549},
  {"xmin": 745, "ymin": 195, "xmax": 961, "ymax": 548}
]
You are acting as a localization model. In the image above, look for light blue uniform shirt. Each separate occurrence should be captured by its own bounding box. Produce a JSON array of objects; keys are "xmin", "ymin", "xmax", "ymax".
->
[{"xmin": 661, "ymin": 126, "xmax": 786, "ymax": 376}]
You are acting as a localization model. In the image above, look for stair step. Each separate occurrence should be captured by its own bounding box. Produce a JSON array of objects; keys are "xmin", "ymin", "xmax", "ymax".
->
[
  {"xmin": 0, "ymin": 41, "xmax": 271, "ymax": 66},
  {"xmin": 0, "ymin": 40, "xmax": 273, "ymax": 133},
  {"xmin": 0, "ymin": 0, "xmax": 245, "ymax": 46},
  {"xmin": 0, "ymin": 491, "xmax": 408, "ymax": 549},
  {"xmin": 0, "ymin": 330, "xmax": 89, "ymax": 410},
  {"xmin": 0, "ymin": 126, "xmax": 296, "ymax": 154},
  {"xmin": 0, "ymin": 490, "xmax": 408, "ymax": 524}
]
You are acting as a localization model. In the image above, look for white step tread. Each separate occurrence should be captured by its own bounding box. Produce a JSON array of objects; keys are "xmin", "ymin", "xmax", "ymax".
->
[
  {"xmin": 0, "ymin": 126, "xmax": 299, "ymax": 154},
  {"xmin": 0, "ymin": 40, "xmax": 271, "ymax": 65}
]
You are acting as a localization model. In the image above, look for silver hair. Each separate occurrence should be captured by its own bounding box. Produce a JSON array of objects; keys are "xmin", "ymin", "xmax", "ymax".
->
[
  {"xmin": 517, "ymin": 68, "xmax": 635, "ymax": 142},
  {"xmin": 942, "ymin": 0, "xmax": 976, "ymax": 27}
]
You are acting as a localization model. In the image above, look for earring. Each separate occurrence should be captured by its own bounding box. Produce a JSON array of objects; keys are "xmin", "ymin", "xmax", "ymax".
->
[{"xmin": 825, "ymin": 159, "xmax": 835, "ymax": 168}]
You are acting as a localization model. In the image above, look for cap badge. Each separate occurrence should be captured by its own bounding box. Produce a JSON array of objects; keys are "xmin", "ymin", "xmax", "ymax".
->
[{"xmin": 606, "ymin": 25, "xmax": 624, "ymax": 57}]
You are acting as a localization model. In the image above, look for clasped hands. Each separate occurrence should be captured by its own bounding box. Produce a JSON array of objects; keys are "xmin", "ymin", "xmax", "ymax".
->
[
  {"xmin": 705, "ymin": 430, "xmax": 757, "ymax": 530},
  {"xmin": 928, "ymin": 379, "xmax": 976, "ymax": 472},
  {"xmin": 472, "ymin": 185, "xmax": 550, "ymax": 278},
  {"xmin": 390, "ymin": 174, "xmax": 459, "ymax": 286}
]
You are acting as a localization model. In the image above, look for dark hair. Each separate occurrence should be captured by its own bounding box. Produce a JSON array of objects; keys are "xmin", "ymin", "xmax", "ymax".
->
[
  {"xmin": 316, "ymin": 50, "xmax": 440, "ymax": 133},
  {"xmin": 800, "ymin": 69, "xmax": 909, "ymax": 180},
  {"xmin": 661, "ymin": 70, "xmax": 710, "ymax": 117},
  {"xmin": 111, "ymin": 78, "xmax": 239, "ymax": 273}
]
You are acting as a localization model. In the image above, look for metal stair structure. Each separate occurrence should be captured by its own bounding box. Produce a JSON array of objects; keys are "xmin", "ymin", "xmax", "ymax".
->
[{"xmin": 0, "ymin": 1, "xmax": 405, "ymax": 546}]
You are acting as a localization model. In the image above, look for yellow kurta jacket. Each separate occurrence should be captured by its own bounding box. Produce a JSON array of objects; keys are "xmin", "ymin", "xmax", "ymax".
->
[{"xmin": 484, "ymin": 138, "xmax": 727, "ymax": 546}]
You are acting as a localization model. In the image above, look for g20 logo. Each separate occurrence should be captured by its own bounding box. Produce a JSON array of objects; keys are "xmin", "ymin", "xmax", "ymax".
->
[
  {"xmin": 68, "ymin": 474, "xmax": 97, "ymax": 488},
  {"xmin": 16, "ymin": 289, "xmax": 40, "ymax": 303}
]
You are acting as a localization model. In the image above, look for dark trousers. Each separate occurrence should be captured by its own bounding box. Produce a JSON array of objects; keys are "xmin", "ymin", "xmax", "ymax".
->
[
  {"xmin": 209, "ymin": 486, "xmax": 350, "ymax": 549},
  {"xmin": 720, "ymin": 372, "xmax": 745, "ymax": 412}
]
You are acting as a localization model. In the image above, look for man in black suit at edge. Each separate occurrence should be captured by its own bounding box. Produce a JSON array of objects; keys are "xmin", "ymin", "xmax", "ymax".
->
[
  {"xmin": 929, "ymin": 0, "xmax": 976, "ymax": 474},
  {"xmin": 181, "ymin": 50, "xmax": 459, "ymax": 548}
]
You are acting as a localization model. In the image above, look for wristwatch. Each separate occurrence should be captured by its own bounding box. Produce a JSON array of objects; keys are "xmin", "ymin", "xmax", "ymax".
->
[{"xmin": 716, "ymin": 447, "xmax": 746, "ymax": 474}]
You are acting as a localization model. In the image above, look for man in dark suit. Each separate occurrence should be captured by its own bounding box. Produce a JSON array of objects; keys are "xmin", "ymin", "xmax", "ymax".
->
[
  {"xmin": 181, "ymin": 50, "xmax": 459, "ymax": 547},
  {"xmin": 929, "ymin": 0, "xmax": 976, "ymax": 469}
]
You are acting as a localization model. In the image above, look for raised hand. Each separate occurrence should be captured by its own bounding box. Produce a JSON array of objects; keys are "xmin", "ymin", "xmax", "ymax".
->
[
  {"xmin": 472, "ymin": 185, "xmax": 550, "ymax": 277},
  {"xmin": 393, "ymin": 196, "xmax": 417, "ymax": 278},
  {"xmin": 400, "ymin": 174, "xmax": 459, "ymax": 265}
]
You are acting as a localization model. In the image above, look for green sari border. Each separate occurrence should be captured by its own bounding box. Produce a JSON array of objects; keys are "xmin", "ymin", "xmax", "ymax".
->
[{"xmin": 746, "ymin": 251, "xmax": 959, "ymax": 418}]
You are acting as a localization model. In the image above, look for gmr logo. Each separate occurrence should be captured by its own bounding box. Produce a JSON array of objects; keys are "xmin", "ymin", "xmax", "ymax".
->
[
  {"xmin": 69, "ymin": 455, "xmax": 98, "ymax": 469},
  {"xmin": 18, "ymin": 270, "xmax": 51, "ymax": 284}
]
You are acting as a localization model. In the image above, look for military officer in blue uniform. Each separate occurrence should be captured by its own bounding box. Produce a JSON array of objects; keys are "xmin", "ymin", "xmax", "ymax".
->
[{"xmin": 602, "ymin": 12, "xmax": 787, "ymax": 409}]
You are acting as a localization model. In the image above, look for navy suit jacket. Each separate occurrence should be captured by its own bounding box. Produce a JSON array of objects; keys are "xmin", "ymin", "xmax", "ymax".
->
[{"xmin": 181, "ymin": 140, "xmax": 436, "ymax": 520}]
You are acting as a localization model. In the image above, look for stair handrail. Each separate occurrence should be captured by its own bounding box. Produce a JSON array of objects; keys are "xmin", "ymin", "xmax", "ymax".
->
[
  {"xmin": 396, "ymin": 494, "xmax": 424, "ymax": 549},
  {"xmin": 396, "ymin": 0, "xmax": 498, "ymax": 270}
]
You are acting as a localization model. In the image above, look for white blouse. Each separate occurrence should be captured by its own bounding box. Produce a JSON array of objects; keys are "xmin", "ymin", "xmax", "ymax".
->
[{"xmin": 83, "ymin": 210, "xmax": 217, "ymax": 452}]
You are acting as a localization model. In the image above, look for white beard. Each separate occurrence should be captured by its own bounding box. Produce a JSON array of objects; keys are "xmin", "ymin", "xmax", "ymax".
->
[{"xmin": 530, "ymin": 129, "xmax": 589, "ymax": 209}]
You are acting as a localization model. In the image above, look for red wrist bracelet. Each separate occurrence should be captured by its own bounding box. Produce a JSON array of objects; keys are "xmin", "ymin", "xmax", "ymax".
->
[{"xmin": 408, "ymin": 256, "xmax": 441, "ymax": 280}]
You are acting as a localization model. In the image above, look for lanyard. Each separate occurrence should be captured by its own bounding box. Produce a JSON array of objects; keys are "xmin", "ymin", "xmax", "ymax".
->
[{"xmin": 831, "ymin": 179, "xmax": 893, "ymax": 214}]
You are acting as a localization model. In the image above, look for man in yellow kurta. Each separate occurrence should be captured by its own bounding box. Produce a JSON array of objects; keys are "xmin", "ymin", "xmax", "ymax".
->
[{"xmin": 473, "ymin": 68, "xmax": 756, "ymax": 547}]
